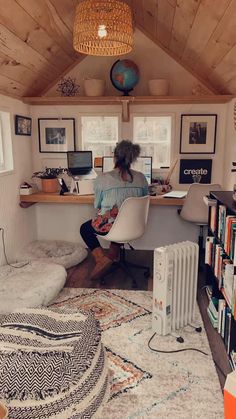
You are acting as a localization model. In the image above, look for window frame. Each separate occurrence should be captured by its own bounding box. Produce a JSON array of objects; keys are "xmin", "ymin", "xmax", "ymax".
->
[
  {"xmin": 0, "ymin": 117, "xmax": 4, "ymax": 171},
  {"xmin": 78, "ymin": 112, "xmax": 122, "ymax": 153},
  {"xmin": 0, "ymin": 109, "xmax": 14, "ymax": 176},
  {"xmin": 131, "ymin": 112, "xmax": 175, "ymax": 171}
]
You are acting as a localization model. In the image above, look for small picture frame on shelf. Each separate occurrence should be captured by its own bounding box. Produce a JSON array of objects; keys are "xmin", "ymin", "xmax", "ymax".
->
[
  {"xmin": 180, "ymin": 114, "xmax": 217, "ymax": 154},
  {"xmin": 38, "ymin": 118, "xmax": 75, "ymax": 153},
  {"xmin": 15, "ymin": 115, "xmax": 32, "ymax": 136}
]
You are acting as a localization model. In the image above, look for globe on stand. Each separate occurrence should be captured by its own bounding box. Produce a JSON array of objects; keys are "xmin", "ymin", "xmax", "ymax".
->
[{"xmin": 110, "ymin": 59, "xmax": 140, "ymax": 96}]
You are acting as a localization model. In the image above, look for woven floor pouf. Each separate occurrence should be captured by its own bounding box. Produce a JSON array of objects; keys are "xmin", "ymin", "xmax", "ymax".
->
[
  {"xmin": 16, "ymin": 240, "xmax": 88, "ymax": 269},
  {"xmin": 0, "ymin": 261, "xmax": 66, "ymax": 316},
  {"xmin": 0, "ymin": 307, "xmax": 109, "ymax": 418}
]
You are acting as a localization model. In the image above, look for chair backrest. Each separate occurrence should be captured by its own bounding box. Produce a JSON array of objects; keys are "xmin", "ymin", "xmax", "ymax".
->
[
  {"xmin": 180, "ymin": 183, "xmax": 221, "ymax": 224},
  {"xmin": 103, "ymin": 196, "xmax": 150, "ymax": 243}
]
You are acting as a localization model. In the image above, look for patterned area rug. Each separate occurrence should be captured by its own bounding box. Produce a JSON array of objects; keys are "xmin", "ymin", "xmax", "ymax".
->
[{"xmin": 52, "ymin": 288, "xmax": 224, "ymax": 419}]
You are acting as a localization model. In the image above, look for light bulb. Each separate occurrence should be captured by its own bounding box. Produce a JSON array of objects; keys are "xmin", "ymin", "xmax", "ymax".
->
[{"xmin": 98, "ymin": 24, "xmax": 107, "ymax": 38}]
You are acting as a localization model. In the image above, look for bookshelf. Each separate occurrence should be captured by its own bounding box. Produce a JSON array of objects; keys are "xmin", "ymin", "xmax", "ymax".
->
[{"xmin": 205, "ymin": 191, "xmax": 236, "ymax": 369}]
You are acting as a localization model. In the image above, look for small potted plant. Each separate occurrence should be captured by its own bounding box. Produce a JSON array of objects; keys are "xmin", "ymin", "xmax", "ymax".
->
[{"xmin": 32, "ymin": 168, "xmax": 64, "ymax": 193}]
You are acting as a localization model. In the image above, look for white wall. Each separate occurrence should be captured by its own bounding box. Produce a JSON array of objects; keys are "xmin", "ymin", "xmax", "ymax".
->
[
  {"xmin": 0, "ymin": 95, "xmax": 37, "ymax": 266},
  {"xmin": 31, "ymin": 100, "xmax": 227, "ymax": 249},
  {"xmin": 47, "ymin": 29, "xmax": 212, "ymax": 97},
  {"xmin": 222, "ymin": 99, "xmax": 236, "ymax": 190},
  {"xmin": 31, "ymin": 102, "xmax": 227, "ymax": 189}
]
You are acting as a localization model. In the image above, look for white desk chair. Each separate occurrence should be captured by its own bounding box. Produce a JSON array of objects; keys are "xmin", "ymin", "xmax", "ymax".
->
[
  {"xmin": 96, "ymin": 195, "xmax": 150, "ymax": 288},
  {"xmin": 178, "ymin": 183, "xmax": 221, "ymax": 251}
]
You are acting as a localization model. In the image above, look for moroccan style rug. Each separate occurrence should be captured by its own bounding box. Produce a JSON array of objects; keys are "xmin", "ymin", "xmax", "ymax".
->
[{"xmin": 51, "ymin": 288, "xmax": 224, "ymax": 419}]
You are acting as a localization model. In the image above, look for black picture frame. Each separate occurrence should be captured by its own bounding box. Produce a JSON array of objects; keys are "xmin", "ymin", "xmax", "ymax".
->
[
  {"xmin": 38, "ymin": 118, "xmax": 75, "ymax": 153},
  {"xmin": 15, "ymin": 115, "xmax": 32, "ymax": 136},
  {"xmin": 180, "ymin": 114, "xmax": 217, "ymax": 154}
]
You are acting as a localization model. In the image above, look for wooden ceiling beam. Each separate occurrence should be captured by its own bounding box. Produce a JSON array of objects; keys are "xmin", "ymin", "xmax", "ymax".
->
[
  {"xmin": 181, "ymin": 0, "xmax": 232, "ymax": 65},
  {"xmin": 0, "ymin": 51, "xmax": 50, "ymax": 96},
  {"xmin": 0, "ymin": 0, "xmax": 74, "ymax": 69},
  {"xmin": 15, "ymin": 0, "xmax": 79, "ymax": 60},
  {"xmin": 136, "ymin": 23, "xmax": 220, "ymax": 94}
]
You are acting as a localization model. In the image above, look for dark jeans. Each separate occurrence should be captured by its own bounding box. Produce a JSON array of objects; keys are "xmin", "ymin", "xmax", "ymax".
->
[{"xmin": 80, "ymin": 219, "xmax": 108, "ymax": 251}]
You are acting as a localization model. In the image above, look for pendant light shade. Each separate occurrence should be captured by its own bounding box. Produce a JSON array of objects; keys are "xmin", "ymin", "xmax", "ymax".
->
[{"xmin": 73, "ymin": 0, "xmax": 134, "ymax": 56}]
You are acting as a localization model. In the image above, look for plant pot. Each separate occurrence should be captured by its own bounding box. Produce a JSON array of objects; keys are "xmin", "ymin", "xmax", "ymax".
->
[
  {"xmin": 148, "ymin": 79, "xmax": 169, "ymax": 96},
  {"xmin": 84, "ymin": 79, "xmax": 105, "ymax": 96},
  {"xmin": 41, "ymin": 178, "xmax": 58, "ymax": 193}
]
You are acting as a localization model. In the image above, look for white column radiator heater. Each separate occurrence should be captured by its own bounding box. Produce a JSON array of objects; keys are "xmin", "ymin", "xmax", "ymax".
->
[{"xmin": 152, "ymin": 241, "xmax": 199, "ymax": 336}]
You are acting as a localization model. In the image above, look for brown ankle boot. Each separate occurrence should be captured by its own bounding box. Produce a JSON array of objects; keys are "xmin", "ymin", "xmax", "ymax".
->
[
  {"xmin": 90, "ymin": 247, "xmax": 113, "ymax": 280},
  {"xmin": 107, "ymin": 242, "xmax": 120, "ymax": 262}
]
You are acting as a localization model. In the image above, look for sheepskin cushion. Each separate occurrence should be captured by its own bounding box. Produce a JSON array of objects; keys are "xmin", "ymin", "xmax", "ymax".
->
[
  {"xmin": 0, "ymin": 261, "xmax": 66, "ymax": 315},
  {"xmin": 17, "ymin": 240, "xmax": 88, "ymax": 269}
]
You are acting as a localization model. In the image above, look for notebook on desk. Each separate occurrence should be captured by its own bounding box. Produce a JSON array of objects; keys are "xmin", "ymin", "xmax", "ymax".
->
[{"xmin": 162, "ymin": 190, "xmax": 187, "ymax": 199}]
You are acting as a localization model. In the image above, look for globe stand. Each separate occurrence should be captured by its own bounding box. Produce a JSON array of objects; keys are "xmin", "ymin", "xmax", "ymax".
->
[{"xmin": 122, "ymin": 89, "xmax": 133, "ymax": 96}]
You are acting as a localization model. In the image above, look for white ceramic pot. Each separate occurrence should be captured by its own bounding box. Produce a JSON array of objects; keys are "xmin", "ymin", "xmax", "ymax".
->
[
  {"xmin": 148, "ymin": 79, "xmax": 169, "ymax": 96},
  {"xmin": 84, "ymin": 79, "xmax": 105, "ymax": 97}
]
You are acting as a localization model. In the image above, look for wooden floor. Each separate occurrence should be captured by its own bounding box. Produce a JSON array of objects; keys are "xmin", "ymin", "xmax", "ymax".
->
[{"xmin": 66, "ymin": 249, "xmax": 231, "ymax": 391}]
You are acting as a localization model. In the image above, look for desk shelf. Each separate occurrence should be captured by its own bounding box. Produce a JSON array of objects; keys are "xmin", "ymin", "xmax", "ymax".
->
[{"xmin": 19, "ymin": 192, "xmax": 185, "ymax": 207}]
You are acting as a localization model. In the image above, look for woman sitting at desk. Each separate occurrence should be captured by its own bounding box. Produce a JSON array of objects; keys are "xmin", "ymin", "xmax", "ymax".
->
[{"xmin": 80, "ymin": 140, "xmax": 148, "ymax": 280}]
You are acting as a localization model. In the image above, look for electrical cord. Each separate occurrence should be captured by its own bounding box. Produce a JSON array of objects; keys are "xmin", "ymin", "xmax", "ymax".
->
[
  {"xmin": 148, "ymin": 332, "xmax": 209, "ymax": 356},
  {"xmin": 0, "ymin": 228, "xmax": 29, "ymax": 268},
  {"xmin": 213, "ymin": 360, "xmax": 227, "ymax": 379}
]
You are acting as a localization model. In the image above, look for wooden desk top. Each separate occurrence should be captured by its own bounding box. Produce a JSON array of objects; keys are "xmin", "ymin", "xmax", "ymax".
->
[{"xmin": 20, "ymin": 192, "xmax": 185, "ymax": 207}]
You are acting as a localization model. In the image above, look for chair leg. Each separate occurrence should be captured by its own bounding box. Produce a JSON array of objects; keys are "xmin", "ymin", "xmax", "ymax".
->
[{"xmin": 100, "ymin": 244, "xmax": 150, "ymax": 289}]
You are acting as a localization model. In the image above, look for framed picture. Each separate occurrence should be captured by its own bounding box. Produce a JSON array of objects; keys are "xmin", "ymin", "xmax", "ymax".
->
[
  {"xmin": 38, "ymin": 118, "xmax": 75, "ymax": 153},
  {"xmin": 15, "ymin": 115, "xmax": 32, "ymax": 136},
  {"xmin": 180, "ymin": 114, "xmax": 217, "ymax": 154}
]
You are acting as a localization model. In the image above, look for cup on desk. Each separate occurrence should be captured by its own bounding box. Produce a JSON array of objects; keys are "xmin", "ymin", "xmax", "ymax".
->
[{"xmin": 155, "ymin": 184, "xmax": 172, "ymax": 195}]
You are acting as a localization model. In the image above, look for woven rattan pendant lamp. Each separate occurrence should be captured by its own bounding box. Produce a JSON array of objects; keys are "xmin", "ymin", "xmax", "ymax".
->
[{"xmin": 73, "ymin": 0, "xmax": 134, "ymax": 56}]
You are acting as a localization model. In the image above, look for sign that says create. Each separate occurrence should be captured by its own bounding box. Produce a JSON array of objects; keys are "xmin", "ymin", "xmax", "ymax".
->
[{"xmin": 179, "ymin": 159, "xmax": 212, "ymax": 184}]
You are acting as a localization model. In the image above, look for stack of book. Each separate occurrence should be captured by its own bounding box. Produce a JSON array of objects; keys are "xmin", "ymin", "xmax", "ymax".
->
[{"xmin": 207, "ymin": 296, "xmax": 232, "ymax": 354}]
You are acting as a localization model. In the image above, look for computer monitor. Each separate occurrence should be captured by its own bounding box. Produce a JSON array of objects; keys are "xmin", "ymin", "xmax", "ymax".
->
[
  {"xmin": 67, "ymin": 151, "xmax": 93, "ymax": 176},
  {"xmin": 102, "ymin": 156, "xmax": 152, "ymax": 185}
]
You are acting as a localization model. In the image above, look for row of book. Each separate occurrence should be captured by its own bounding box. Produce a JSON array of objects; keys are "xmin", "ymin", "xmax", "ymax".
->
[
  {"xmin": 205, "ymin": 236, "xmax": 236, "ymax": 319},
  {"xmin": 210, "ymin": 202, "xmax": 236, "ymax": 262},
  {"xmin": 229, "ymin": 351, "xmax": 236, "ymax": 370},
  {"xmin": 207, "ymin": 296, "xmax": 233, "ymax": 355}
]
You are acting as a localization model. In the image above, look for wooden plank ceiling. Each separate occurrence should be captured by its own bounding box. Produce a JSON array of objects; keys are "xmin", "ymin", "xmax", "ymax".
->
[{"xmin": 0, "ymin": 0, "xmax": 236, "ymax": 98}]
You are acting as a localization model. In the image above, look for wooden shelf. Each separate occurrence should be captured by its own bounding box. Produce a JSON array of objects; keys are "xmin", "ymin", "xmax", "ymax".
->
[
  {"xmin": 22, "ymin": 95, "xmax": 234, "ymax": 121},
  {"xmin": 22, "ymin": 95, "xmax": 234, "ymax": 106},
  {"xmin": 19, "ymin": 192, "xmax": 185, "ymax": 207}
]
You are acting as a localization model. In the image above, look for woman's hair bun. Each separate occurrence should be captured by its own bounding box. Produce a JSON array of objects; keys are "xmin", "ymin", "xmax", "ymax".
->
[{"xmin": 114, "ymin": 140, "xmax": 141, "ymax": 166}]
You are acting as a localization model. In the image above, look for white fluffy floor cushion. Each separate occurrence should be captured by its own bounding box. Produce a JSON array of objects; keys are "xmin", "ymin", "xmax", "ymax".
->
[
  {"xmin": 17, "ymin": 240, "xmax": 88, "ymax": 269},
  {"xmin": 0, "ymin": 261, "xmax": 66, "ymax": 315},
  {"xmin": 0, "ymin": 307, "xmax": 109, "ymax": 418}
]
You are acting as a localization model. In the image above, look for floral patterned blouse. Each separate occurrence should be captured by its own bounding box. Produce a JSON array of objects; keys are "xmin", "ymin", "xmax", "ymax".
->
[{"xmin": 91, "ymin": 169, "xmax": 148, "ymax": 233}]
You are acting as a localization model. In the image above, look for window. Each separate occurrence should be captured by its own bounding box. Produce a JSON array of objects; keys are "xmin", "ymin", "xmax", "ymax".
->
[
  {"xmin": 133, "ymin": 115, "xmax": 172, "ymax": 169},
  {"xmin": 0, "ymin": 123, "xmax": 3, "ymax": 170},
  {"xmin": 0, "ymin": 111, "xmax": 13, "ymax": 174},
  {"xmin": 81, "ymin": 116, "xmax": 119, "ymax": 159}
]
